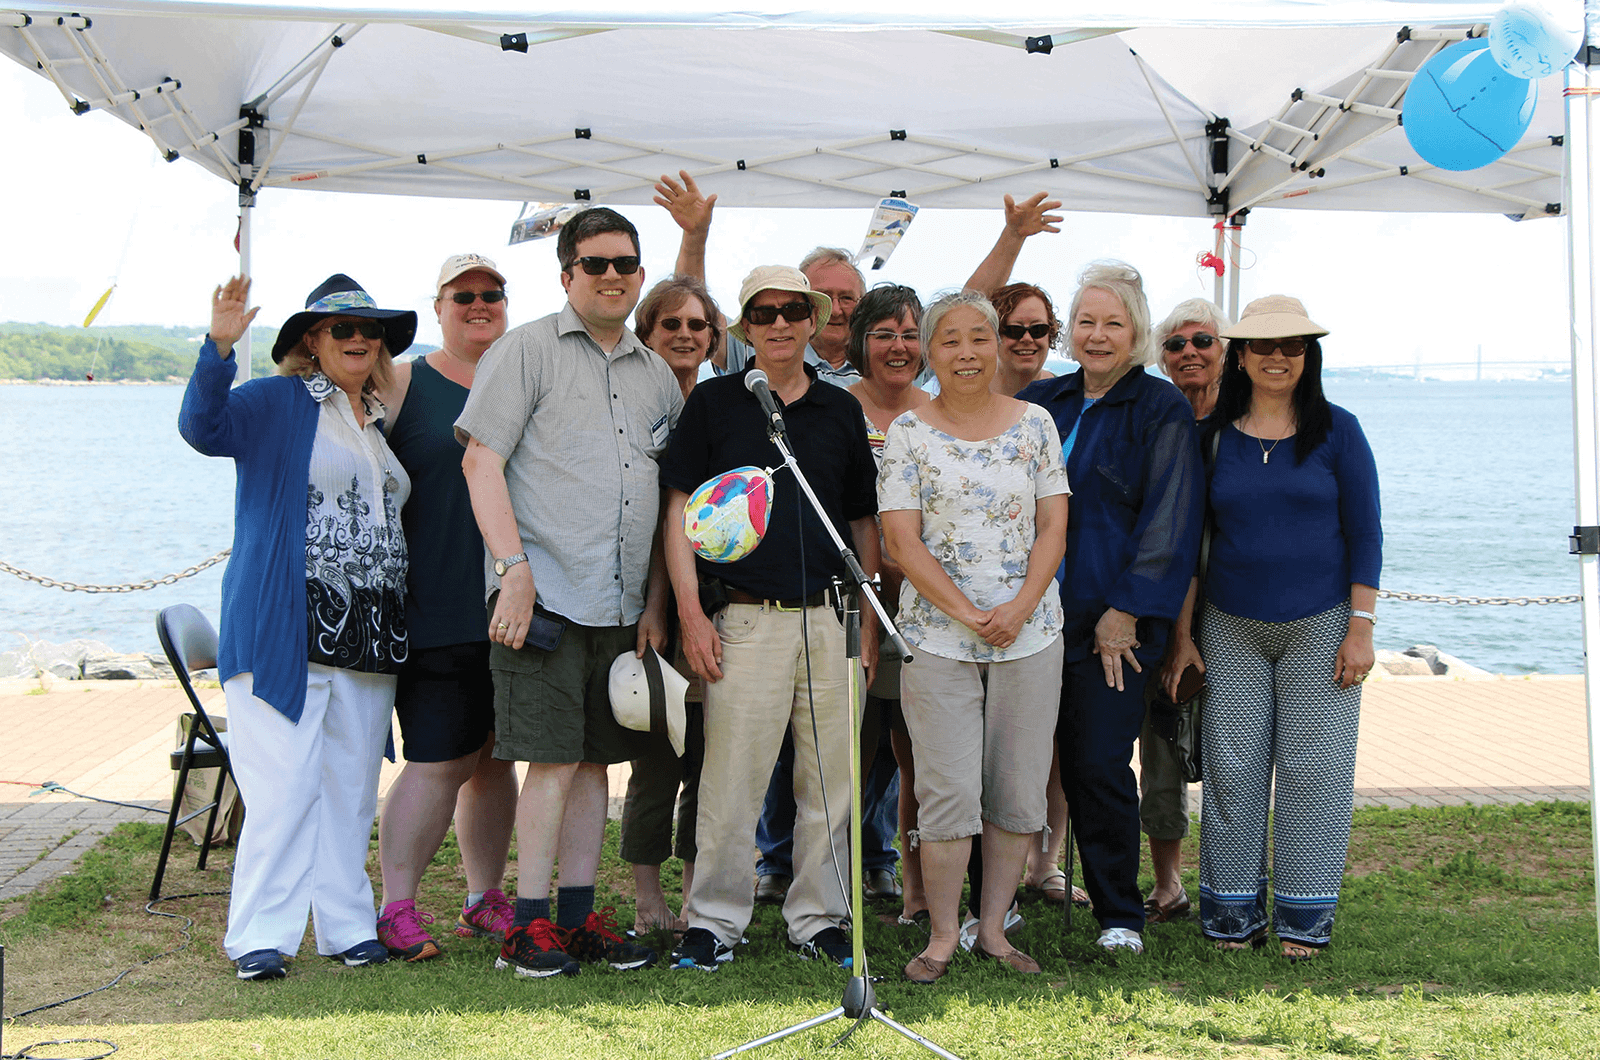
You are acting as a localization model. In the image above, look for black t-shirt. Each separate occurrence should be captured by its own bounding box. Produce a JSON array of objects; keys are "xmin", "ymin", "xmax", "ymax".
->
[{"xmin": 660, "ymin": 365, "xmax": 878, "ymax": 599}]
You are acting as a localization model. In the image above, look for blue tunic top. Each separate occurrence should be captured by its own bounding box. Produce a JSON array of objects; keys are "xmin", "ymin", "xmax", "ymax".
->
[
  {"xmin": 1204, "ymin": 405, "xmax": 1383, "ymax": 623},
  {"xmin": 1021, "ymin": 366, "xmax": 1204, "ymax": 663}
]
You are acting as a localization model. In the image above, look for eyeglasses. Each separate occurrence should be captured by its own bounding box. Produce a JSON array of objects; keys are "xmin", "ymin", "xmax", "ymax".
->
[
  {"xmin": 999, "ymin": 323, "xmax": 1052, "ymax": 341},
  {"xmin": 865, "ymin": 329, "xmax": 919, "ymax": 345},
  {"xmin": 1162, "ymin": 332, "xmax": 1218, "ymax": 353},
  {"xmin": 1245, "ymin": 337, "xmax": 1308, "ymax": 358},
  {"xmin": 313, "ymin": 321, "xmax": 384, "ymax": 341},
  {"xmin": 659, "ymin": 316, "xmax": 710, "ymax": 333},
  {"xmin": 447, "ymin": 290, "xmax": 507, "ymax": 305},
  {"xmin": 568, "ymin": 255, "xmax": 642, "ymax": 276},
  {"xmin": 745, "ymin": 301, "xmax": 813, "ymax": 326}
]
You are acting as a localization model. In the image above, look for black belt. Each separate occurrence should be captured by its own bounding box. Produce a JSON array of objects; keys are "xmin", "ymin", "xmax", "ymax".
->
[{"xmin": 725, "ymin": 586, "xmax": 834, "ymax": 611}]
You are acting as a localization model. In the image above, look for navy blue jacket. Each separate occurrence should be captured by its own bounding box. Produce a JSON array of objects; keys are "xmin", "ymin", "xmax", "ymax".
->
[{"xmin": 1020, "ymin": 367, "xmax": 1203, "ymax": 663}]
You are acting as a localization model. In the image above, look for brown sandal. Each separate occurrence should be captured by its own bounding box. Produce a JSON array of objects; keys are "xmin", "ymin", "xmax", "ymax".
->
[
  {"xmin": 904, "ymin": 953, "xmax": 951, "ymax": 984},
  {"xmin": 973, "ymin": 943, "xmax": 1041, "ymax": 974}
]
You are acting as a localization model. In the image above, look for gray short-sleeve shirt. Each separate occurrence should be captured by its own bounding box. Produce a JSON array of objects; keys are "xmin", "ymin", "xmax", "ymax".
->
[{"xmin": 455, "ymin": 303, "xmax": 684, "ymax": 627}]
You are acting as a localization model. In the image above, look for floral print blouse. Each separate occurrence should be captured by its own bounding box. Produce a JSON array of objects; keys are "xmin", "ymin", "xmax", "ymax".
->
[{"xmin": 877, "ymin": 404, "xmax": 1069, "ymax": 663}]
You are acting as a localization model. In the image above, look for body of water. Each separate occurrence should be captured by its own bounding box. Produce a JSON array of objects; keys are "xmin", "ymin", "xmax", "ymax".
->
[{"xmin": 0, "ymin": 379, "xmax": 1585, "ymax": 674}]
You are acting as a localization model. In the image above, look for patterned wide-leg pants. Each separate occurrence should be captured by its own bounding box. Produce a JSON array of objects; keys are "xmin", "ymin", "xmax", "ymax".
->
[{"xmin": 1197, "ymin": 601, "xmax": 1362, "ymax": 946}]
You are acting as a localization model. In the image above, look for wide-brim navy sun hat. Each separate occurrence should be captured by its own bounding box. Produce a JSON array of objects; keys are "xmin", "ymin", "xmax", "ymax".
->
[{"xmin": 270, "ymin": 273, "xmax": 419, "ymax": 363}]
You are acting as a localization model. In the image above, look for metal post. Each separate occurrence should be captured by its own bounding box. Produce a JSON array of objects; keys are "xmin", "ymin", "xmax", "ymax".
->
[
  {"xmin": 1226, "ymin": 212, "xmax": 1246, "ymax": 320},
  {"xmin": 237, "ymin": 195, "xmax": 253, "ymax": 383},
  {"xmin": 1563, "ymin": 4, "xmax": 1600, "ymax": 961}
]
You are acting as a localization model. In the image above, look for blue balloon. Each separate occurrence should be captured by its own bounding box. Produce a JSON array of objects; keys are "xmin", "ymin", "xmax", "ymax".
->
[
  {"xmin": 1490, "ymin": 0, "xmax": 1583, "ymax": 79},
  {"xmin": 1402, "ymin": 38, "xmax": 1538, "ymax": 171}
]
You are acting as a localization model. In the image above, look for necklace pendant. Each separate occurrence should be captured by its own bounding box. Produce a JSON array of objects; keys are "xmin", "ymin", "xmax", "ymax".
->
[{"xmin": 1262, "ymin": 450, "xmax": 1269, "ymax": 465}]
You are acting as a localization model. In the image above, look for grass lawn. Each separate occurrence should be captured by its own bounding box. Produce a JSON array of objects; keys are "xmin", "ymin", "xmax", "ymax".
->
[{"xmin": 1, "ymin": 802, "xmax": 1597, "ymax": 1059}]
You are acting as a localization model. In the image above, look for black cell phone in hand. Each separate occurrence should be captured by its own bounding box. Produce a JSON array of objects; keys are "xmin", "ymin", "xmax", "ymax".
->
[{"xmin": 524, "ymin": 610, "xmax": 564, "ymax": 653}]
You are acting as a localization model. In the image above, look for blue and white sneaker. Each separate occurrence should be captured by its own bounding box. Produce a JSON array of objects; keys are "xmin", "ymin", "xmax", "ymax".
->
[
  {"xmin": 332, "ymin": 939, "xmax": 391, "ymax": 967},
  {"xmin": 670, "ymin": 927, "xmax": 734, "ymax": 971},
  {"xmin": 795, "ymin": 926, "xmax": 853, "ymax": 969},
  {"xmin": 235, "ymin": 949, "xmax": 287, "ymax": 981}
]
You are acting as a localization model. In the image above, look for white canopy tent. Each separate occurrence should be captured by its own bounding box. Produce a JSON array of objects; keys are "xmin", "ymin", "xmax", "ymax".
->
[{"xmin": 5, "ymin": 0, "xmax": 1599, "ymax": 947}]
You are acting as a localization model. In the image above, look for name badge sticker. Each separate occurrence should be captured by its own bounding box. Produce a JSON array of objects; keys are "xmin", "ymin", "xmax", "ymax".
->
[{"xmin": 650, "ymin": 412, "xmax": 670, "ymax": 449}]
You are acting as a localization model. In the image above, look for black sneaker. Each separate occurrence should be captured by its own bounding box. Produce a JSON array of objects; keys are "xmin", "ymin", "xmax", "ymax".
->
[
  {"xmin": 670, "ymin": 927, "xmax": 734, "ymax": 971},
  {"xmin": 332, "ymin": 939, "xmax": 389, "ymax": 967},
  {"xmin": 235, "ymin": 949, "xmax": 287, "ymax": 981},
  {"xmin": 496, "ymin": 919, "xmax": 580, "ymax": 978},
  {"xmin": 796, "ymin": 926, "xmax": 853, "ymax": 969},
  {"xmin": 562, "ymin": 907, "xmax": 657, "ymax": 971}
]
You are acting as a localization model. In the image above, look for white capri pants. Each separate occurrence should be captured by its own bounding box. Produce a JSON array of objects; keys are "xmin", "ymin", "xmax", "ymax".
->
[{"xmin": 222, "ymin": 664, "xmax": 395, "ymax": 959}]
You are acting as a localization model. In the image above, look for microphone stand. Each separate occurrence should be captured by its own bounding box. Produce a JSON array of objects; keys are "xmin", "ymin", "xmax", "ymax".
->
[{"xmin": 710, "ymin": 418, "xmax": 959, "ymax": 1060}]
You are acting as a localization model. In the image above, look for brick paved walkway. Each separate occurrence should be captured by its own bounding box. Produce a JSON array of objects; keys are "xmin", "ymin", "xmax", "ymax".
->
[{"xmin": 0, "ymin": 672, "xmax": 1592, "ymax": 903}]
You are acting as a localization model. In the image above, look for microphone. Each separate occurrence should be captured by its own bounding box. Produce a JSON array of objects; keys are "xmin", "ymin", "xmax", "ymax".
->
[{"xmin": 744, "ymin": 368, "xmax": 787, "ymax": 437}]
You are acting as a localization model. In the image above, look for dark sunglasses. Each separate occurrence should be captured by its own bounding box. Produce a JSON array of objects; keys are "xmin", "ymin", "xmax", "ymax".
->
[
  {"xmin": 569, "ymin": 255, "xmax": 642, "ymax": 276},
  {"xmin": 745, "ymin": 301, "xmax": 813, "ymax": 326},
  {"xmin": 659, "ymin": 316, "xmax": 710, "ymax": 333},
  {"xmin": 1162, "ymin": 332, "xmax": 1218, "ymax": 353},
  {"xmin": 448, "ymin": 290, "xmax": 507, "ymax": 305},
  {"xmin": 1246, "ymin": 337, "xmax": 1308, "ymax": 358},
  {"xmin": 314, "ymin": 321, "xmax": 384, "ymax": 341},
  {"xmin": 999, "ymin": 323, "xmax": 1052, "ymax": 341}
]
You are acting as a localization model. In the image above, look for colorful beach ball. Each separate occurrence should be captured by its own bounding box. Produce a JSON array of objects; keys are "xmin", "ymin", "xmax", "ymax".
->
[{"xmin": 684, "ymin": 466, "xmax": 773, "ymax": 563}]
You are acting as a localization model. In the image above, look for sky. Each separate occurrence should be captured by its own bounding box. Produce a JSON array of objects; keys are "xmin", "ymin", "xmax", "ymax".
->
[{"xmin": 0, "ymin": 56, "xmax": 1575, "ymax": 377}]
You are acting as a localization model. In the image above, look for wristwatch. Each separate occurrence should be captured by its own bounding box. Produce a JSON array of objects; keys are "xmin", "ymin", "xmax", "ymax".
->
[{"xmin": 494, "ymin": 552, "xmax": 528, "ymax": 577}]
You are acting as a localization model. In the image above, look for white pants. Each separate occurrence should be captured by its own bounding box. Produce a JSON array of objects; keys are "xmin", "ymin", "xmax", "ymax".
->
[{"xmin": 222, "ymin": 664, "xmax": 395, "ymax": 959}]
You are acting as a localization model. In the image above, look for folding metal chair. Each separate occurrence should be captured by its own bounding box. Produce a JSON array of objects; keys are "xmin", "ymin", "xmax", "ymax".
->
[{"xmin": 150, "ymin": 603, "xmax": 237, "ymax": 901}]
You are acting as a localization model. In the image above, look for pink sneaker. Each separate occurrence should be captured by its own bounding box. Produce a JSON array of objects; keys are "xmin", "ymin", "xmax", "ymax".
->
[
  {"xmin": 377, "ymin": 900, "xmax": 441, "ymax": 962},
  {"xmin": 456, "ymin": 888, "xmax": 514, "ymax": 940}
]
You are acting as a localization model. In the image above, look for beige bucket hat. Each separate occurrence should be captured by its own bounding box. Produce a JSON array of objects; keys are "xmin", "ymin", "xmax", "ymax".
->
[
  {"xmin": 726, "ymin": 264, "xmax": 832, "ymax": 346},
  {"xmin": 608, "ymin": 647, "xmax": 688, "ymax": 757},
  {"xmin": 1220, "ymin": 294, "xmax": 1329, "ymax": 340}
]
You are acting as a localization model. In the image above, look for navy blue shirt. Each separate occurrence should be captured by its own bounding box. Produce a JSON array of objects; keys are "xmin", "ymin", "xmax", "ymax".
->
[
  {"xmin": 660, "ymin": 364, "xmax": 878, "ymax": 599},
  {"xmin": 1205, "ymin": 405, "xmax": 1382, "ymax": 623},
  {"xmin": 1021, "ymin": 366, "xmax": 1203, "ymax": 662}
]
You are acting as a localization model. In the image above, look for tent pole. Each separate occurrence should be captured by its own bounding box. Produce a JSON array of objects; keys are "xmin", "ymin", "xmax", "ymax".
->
[
  {"xmin": 1227, "ymin": 211, "xmax": 1245, "ymax": 320},
  {"xmin": 1213, "ymin": 222, "xmax": 1225, "ymax": 307},
  {"xmin": 238, "ymin": 192, "xmax": 253, "ymax": 383},
  {"xmin": 1563, "ymin": 8, "xmax": 1600, "ymax": 961}
]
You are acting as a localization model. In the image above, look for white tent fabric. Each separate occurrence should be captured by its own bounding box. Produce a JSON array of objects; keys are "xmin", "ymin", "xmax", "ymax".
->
[{"xmin": 0, "ymin": 1, "xmax": 1570, "ymax": 218}]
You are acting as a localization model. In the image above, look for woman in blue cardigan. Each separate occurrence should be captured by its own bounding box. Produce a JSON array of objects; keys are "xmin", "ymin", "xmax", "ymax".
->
[
  {"xmin": 1173, "ymin": 295, "xmax": 1381, "ymax": 962},
  {"xmin": 180, "ymin": 274, "xmax": 416, "ymax": 981}
]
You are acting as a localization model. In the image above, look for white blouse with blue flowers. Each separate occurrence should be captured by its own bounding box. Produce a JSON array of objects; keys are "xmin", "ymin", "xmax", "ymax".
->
[{"xmin": 877, "ymin": 404, "xmax": 1070, "ymax": 663}]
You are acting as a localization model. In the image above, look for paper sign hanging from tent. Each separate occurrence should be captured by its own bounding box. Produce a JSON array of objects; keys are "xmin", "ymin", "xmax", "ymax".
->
[
  {"xmin": 509, "ymin": 202, "xmax": 587, "ymax": 245},
  {"xmin": 855, "ymin": 198, "xmax": 918, "ymax": 270}
]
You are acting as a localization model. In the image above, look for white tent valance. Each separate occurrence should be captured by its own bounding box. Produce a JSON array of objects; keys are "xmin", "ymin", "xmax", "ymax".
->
[{"xmin": 0, "ymin": 2, "xmax": 1569, "ymax": 218}]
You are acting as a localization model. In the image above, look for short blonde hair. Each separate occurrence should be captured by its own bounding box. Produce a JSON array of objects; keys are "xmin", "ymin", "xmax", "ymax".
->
[
  {"xmin": 1066, "ymin": 261, "xmax": 1156, "ymax": 368},
  {"xmin": 277, "ymin": 331, "xmax": 395, "ymax": 392}
]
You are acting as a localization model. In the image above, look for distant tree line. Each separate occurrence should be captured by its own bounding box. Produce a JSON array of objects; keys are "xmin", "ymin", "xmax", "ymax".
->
[{"xmin": 0, "ymin": 323, "xmax": 282, "ymax": 380}]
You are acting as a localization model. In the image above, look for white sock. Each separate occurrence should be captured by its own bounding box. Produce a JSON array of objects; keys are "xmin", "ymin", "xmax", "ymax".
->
[{"xmin": 467, "ymin": 891, "xmax": 485, "ymax": 908}]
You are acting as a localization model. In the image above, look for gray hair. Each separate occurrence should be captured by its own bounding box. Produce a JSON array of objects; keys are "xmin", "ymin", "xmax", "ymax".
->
[
  {"xmin": 1066, "ymin": 260, "xmax": 1156, "ymax": 368},
  {"xmin": 797, "ymin": 246, "xmax": 865, "ymax": 292},
  {"xmin": 1156, "ymin": 298, "xmax": 1231, "ymax": 343},
  {"xmin": 920, "ymin": 289, "xmax": 1000, "ymax": 354}
]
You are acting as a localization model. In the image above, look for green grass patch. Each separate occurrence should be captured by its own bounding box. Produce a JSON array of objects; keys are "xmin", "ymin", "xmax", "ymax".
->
[{"xmin": 0, "ymin": 802, "xmax": 1596, "ymax": 1059}]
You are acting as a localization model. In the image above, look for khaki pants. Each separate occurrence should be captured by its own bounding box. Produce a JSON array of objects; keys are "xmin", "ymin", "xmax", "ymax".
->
[{"xmin": 685, "ymin": 603, "xmax": 861, "ymax": 947}]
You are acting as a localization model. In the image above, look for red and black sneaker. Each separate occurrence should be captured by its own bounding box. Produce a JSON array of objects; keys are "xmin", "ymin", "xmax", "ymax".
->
[
  {"xmin": 562, "ymin": 907, "xmax": 657, "ymax": 970},
  {"xmin": 495, "ymin": 918, "xmax": 579, "ymax": 978}
]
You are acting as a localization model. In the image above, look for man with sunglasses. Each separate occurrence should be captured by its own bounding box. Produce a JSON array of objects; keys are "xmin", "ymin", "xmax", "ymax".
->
[
  {"xmin": 659, "ymin": 265, "xmax": 881, "ymax": 971},
  {"xmin": 457, "ymin": 208, "xmax": 681, "ymax": 978}
]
